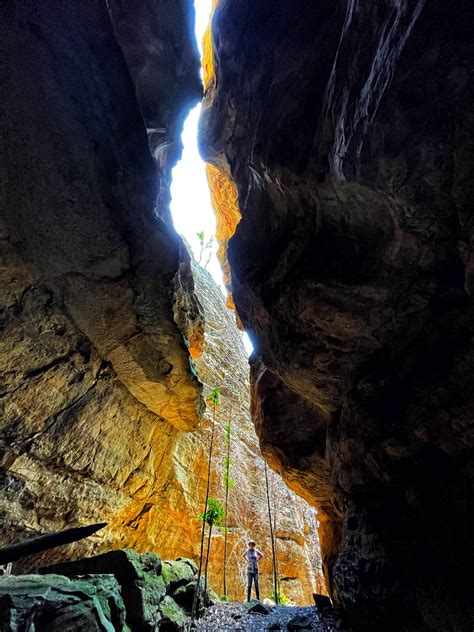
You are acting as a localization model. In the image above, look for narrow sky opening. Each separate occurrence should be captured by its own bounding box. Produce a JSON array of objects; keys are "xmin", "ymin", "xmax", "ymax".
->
[{"xmin": 169, "ymin": 0, "xmax": 254, "ymax": 357}]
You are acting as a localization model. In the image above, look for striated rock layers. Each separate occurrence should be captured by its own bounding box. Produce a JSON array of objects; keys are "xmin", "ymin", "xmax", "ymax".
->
[
  {"xmin": 0, "ymin": 0, "xmax": 203, "ymax": 565},
  {"xmin": 0, "ymin": 0, "xmax": 319, "ymax": 606},
  {"xmin": 185, "ymin": 260, "xmax": 322, "ymax": 603},
  {"xmin": 202, "ymin": 1, "xmax": 474, "ymax": 630}
]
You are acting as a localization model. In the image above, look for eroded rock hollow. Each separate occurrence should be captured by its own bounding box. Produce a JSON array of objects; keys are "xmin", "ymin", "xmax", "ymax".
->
[{"xmin": 201, "ymin": 1, "xmax": 473, "ymax": 630}]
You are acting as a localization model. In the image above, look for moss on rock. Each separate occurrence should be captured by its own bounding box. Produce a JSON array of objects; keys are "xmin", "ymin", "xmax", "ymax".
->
[{"xmin": 159, "ymin": 595, "xmax": 188, "ymax": 631}]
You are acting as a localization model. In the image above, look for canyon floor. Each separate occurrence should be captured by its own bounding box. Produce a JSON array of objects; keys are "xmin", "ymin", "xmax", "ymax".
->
[{"xmin": 195, "ymin": 601, "xmax": 343, "ymax": 631}]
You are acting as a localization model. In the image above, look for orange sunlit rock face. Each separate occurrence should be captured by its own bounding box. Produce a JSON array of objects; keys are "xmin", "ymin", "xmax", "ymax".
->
[
  {"xmin": 206, "ymin": 164, "xmax": 240, "ymax": 296},
  {"xmin": 201, "ymin": 0, "xmax": 218, "ymax": 91},
  {"xmin": 201, "ymin": 0, "xmax": 241, "ymax": 306}
]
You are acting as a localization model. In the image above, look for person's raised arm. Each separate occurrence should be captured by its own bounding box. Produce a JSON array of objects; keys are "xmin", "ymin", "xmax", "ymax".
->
[
  {"xmin": 242, "ymin": 551, "xmax": 248, "ymax": 559},
  {"xmin": 256, "ymin": 549, "xmax": 263, "ymax": 561}
]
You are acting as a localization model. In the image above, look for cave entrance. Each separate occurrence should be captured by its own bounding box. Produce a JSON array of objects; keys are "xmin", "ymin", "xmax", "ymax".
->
[{"xmin": 168, "ymin": 0, "xmax": 324, "ymax": 608}]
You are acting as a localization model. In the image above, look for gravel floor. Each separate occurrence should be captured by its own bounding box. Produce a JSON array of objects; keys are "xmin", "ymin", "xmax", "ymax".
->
[{"xmin": 194, "ymin": 601, "xmax": 344, "ymax": 631}]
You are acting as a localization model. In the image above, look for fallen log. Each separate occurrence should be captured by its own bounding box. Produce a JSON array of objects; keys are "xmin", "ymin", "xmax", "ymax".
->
[{"xmin": 0, "ymin": 523, "xmax": 107, "ymax": 565}]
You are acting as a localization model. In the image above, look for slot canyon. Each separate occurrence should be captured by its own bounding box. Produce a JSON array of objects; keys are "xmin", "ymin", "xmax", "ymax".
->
[{"xmin": 0, "ymin": 1, "xmax": 473, "ymax": 631}]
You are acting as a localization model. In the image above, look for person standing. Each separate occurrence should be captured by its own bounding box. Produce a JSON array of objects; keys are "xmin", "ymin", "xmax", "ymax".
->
[{"xmin": 243, "ymin": 539, "xmax": 263, "ymax": 601}]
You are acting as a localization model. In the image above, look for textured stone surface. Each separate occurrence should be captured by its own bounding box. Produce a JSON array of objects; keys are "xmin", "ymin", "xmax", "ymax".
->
[
  {"xmin": 0, "ymin": 1, "xmax": 319, "ymax": 606},
  {"xmin": 1, "ymin": 0, "xmax": 204, "ymax": 428},
  {"xmin": 0, "ymin": 573, "xmax": 128, "ymax": 632},
  {"xmin": 0, "ymin": 0, "xmax": 204, "ymax": 568},
  {"xmin": 186, "ymin": 261, "xmax": 322, "ymax": 604},
  {"xmin": 41, "ymin": 549, "xmax": 202, "ymax": 631},
  {"xmin": 202, "ymin": 1, "xmax": 474, "ymax": 629},
  {"xmin": 0, "ymin": 550, "xmax": 214, "ymax": 631}
]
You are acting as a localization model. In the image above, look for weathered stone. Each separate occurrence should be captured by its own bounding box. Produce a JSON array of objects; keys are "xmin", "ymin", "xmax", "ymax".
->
[
  {"xmin": 287, "ymin": 614, "xmax": 313, "ymax": 630},
  {"xmin": 42, "ymin": 550, "xmax": 166, "ymax": 632},
  {"xmin": 158, "ymin": 595, "xmax": 188, "ymax": 631},
  {"xmin": 245, "ymin": 600, "xmax": 271, "ymax": 615},
  {"xmin": 43, "ymin": 549, "xmax": 162, "ymax": 584},
  {"xmin": 176, "ymin": 557, "xmax": 199, "ymax": 575},
  {"xmin": 0, "ymin": 0, "xmax": 318, "ymax": 602},
  {"xmin": 171, "ymin": 578, "xmax": 208, "ymax": 614},
  {"xmin": 0, "ymin": 574, "xmax": 128, "ymax": 632},
  {"xmin": 185, "ymin": 260, "xmax": 322, "ymax": 604},
  {"xmin": 202, "ymin": 0, "xmax": 474, "ymax": 629},
  {"xmin": 207, "ymin": 587, "xmax": 219, "ymax": 606},
  {"xmin": 313, "ymin": 593, "xmax": 332, "ymax": 612},
  {"xmin": 161, "ymin": 560, "xmax": 195, "ymax": 591},
  {"xmin": 0, "ymin": 0, "xmax": 205, "ymax": 573}
]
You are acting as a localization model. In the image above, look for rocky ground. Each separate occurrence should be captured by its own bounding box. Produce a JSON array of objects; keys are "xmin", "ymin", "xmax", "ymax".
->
[{"xmin": 195, "ymin": 601, "xmax": 344, "ymax": 631}]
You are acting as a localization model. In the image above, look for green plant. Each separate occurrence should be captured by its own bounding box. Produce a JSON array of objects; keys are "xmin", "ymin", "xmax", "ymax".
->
[
  {"xmin": 220, "ymin": 594, "xmax": 230, "ymax": 602},
  {"xmin": 269, "ymin": 579, "xmax": 288, "ymax": 605},
  {"xmin": 206, "ymin": 388, "xmax": 221, "ymax": 408},
  {"xmin": 198, "ymin": 497, "xmax": 225, "ymax": 526},
  {"xmin": 196, "ymin": 230, "xmax": 214, "ymax": 269},
  {"xmin": 199, "ymin": 498, "xmax": 224, "ymax": 598}
]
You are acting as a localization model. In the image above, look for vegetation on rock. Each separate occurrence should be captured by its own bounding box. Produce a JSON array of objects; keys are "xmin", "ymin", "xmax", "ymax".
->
[
  {"xmin": 196, "ymin": 230, "xmax": 214, "ymax": 269},
  {"xmin": 2, "ymin": 550, "xmax": 213, "ymax": 631}
]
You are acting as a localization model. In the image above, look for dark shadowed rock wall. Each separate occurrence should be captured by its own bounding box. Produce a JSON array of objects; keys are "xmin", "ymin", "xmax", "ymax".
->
[
  {"xmin": 201, "ymin": 1, "xmax": 473, "ymax": 630},
  {"xmin": 0, "ymin": 0, "xmax": 204, "ymax": 562}
]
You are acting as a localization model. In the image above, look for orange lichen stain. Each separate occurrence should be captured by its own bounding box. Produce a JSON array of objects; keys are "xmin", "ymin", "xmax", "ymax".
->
[
  {"xmin": 226, "ymin": 293, "xmax": 235, "ymax": 311},
  {"xmin": 202, "ymin": 1, "xmax": 242, "ymax": 313},
  {"xmin": 202, "ymin": 0, "xmax": 219, "ymax": 90},
  {"xmin": 188, "ymin": 345, "xmax": 201, "ymax": 359},
  {"xmin": 206, "ymin": 163, "xmax": 241, "ymax": 292},
  {"xmin": 206, "ymin": 165, "xmax": 240, "ymax": 243}
]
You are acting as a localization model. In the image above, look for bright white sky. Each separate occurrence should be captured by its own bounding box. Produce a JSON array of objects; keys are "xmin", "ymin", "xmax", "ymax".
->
[{"xmin": 170, "ymin": 0, "xmax": 254, "ymax": 355}]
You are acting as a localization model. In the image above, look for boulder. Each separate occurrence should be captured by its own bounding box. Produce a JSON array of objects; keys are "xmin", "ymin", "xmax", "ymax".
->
[
  {"xmin": 161, "ymin": 560, "xmax": 194, "ymax": 592},
  {"xmin": 0, "ymin": 574, "xmax": 127, "ymax": 631},
  {"xmin": 207, "ymin": 587, "xmax": 219, "ymax": 606},
  {"xmin": 245, "ymin": 599, "xmax": 271, "ymax": 615},
  {"xmin": 175, "ymin": 557, "xmax": 198, "ymax": 575},
  {"xmin": 43, "ymin": 549, "xmax": 162, "ymax": 583},
  {"xmin": 42, "ymin": 549, "xmax": 165, "ymax": 631},
  {"xmin": 287, "ymin": 614, "xmax": 313, "ymax": 630},
  {"xmin": 39, "ymin": 550, "xmax": 213, "ymax": 628},
  {"xmin": 158, "ymin": 595, "xmax": 188, "ymax": 631},
  {"xmin": 173, "ymin": 577, "xmax": 208, "ymax": 616},
  {"xmin": 172, "ymin": 582, "xmax": 194, "ymax": 611},
  {"xmin": 313, "ymin": 593, "xmax": 332, "ymax": 611}
]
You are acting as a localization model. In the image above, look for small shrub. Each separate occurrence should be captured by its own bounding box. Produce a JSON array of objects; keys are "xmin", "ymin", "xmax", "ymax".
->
[
  {"xmin": 198, "ymin": 498, "xmax": 225, "ymax": 526},
  {"xmin": 269, "ymin": 580, "xmax": 289, "ymax": 605}
]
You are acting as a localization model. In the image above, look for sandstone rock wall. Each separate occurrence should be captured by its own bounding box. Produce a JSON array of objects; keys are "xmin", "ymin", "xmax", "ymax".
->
[
  {"xmin": 0, "ymin": 0, "xmax": 319, "ymax": 606},
  {"xmin": 0, "ymin": 0, "xmax": 202, "ymax": 564},
  {"xmin": 182, "ymin": 260, "xmax": 322, "ymax": 603},
  {"xmin": 201, "ymin": 1, "xmax": 474, "ymax": 629}
]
